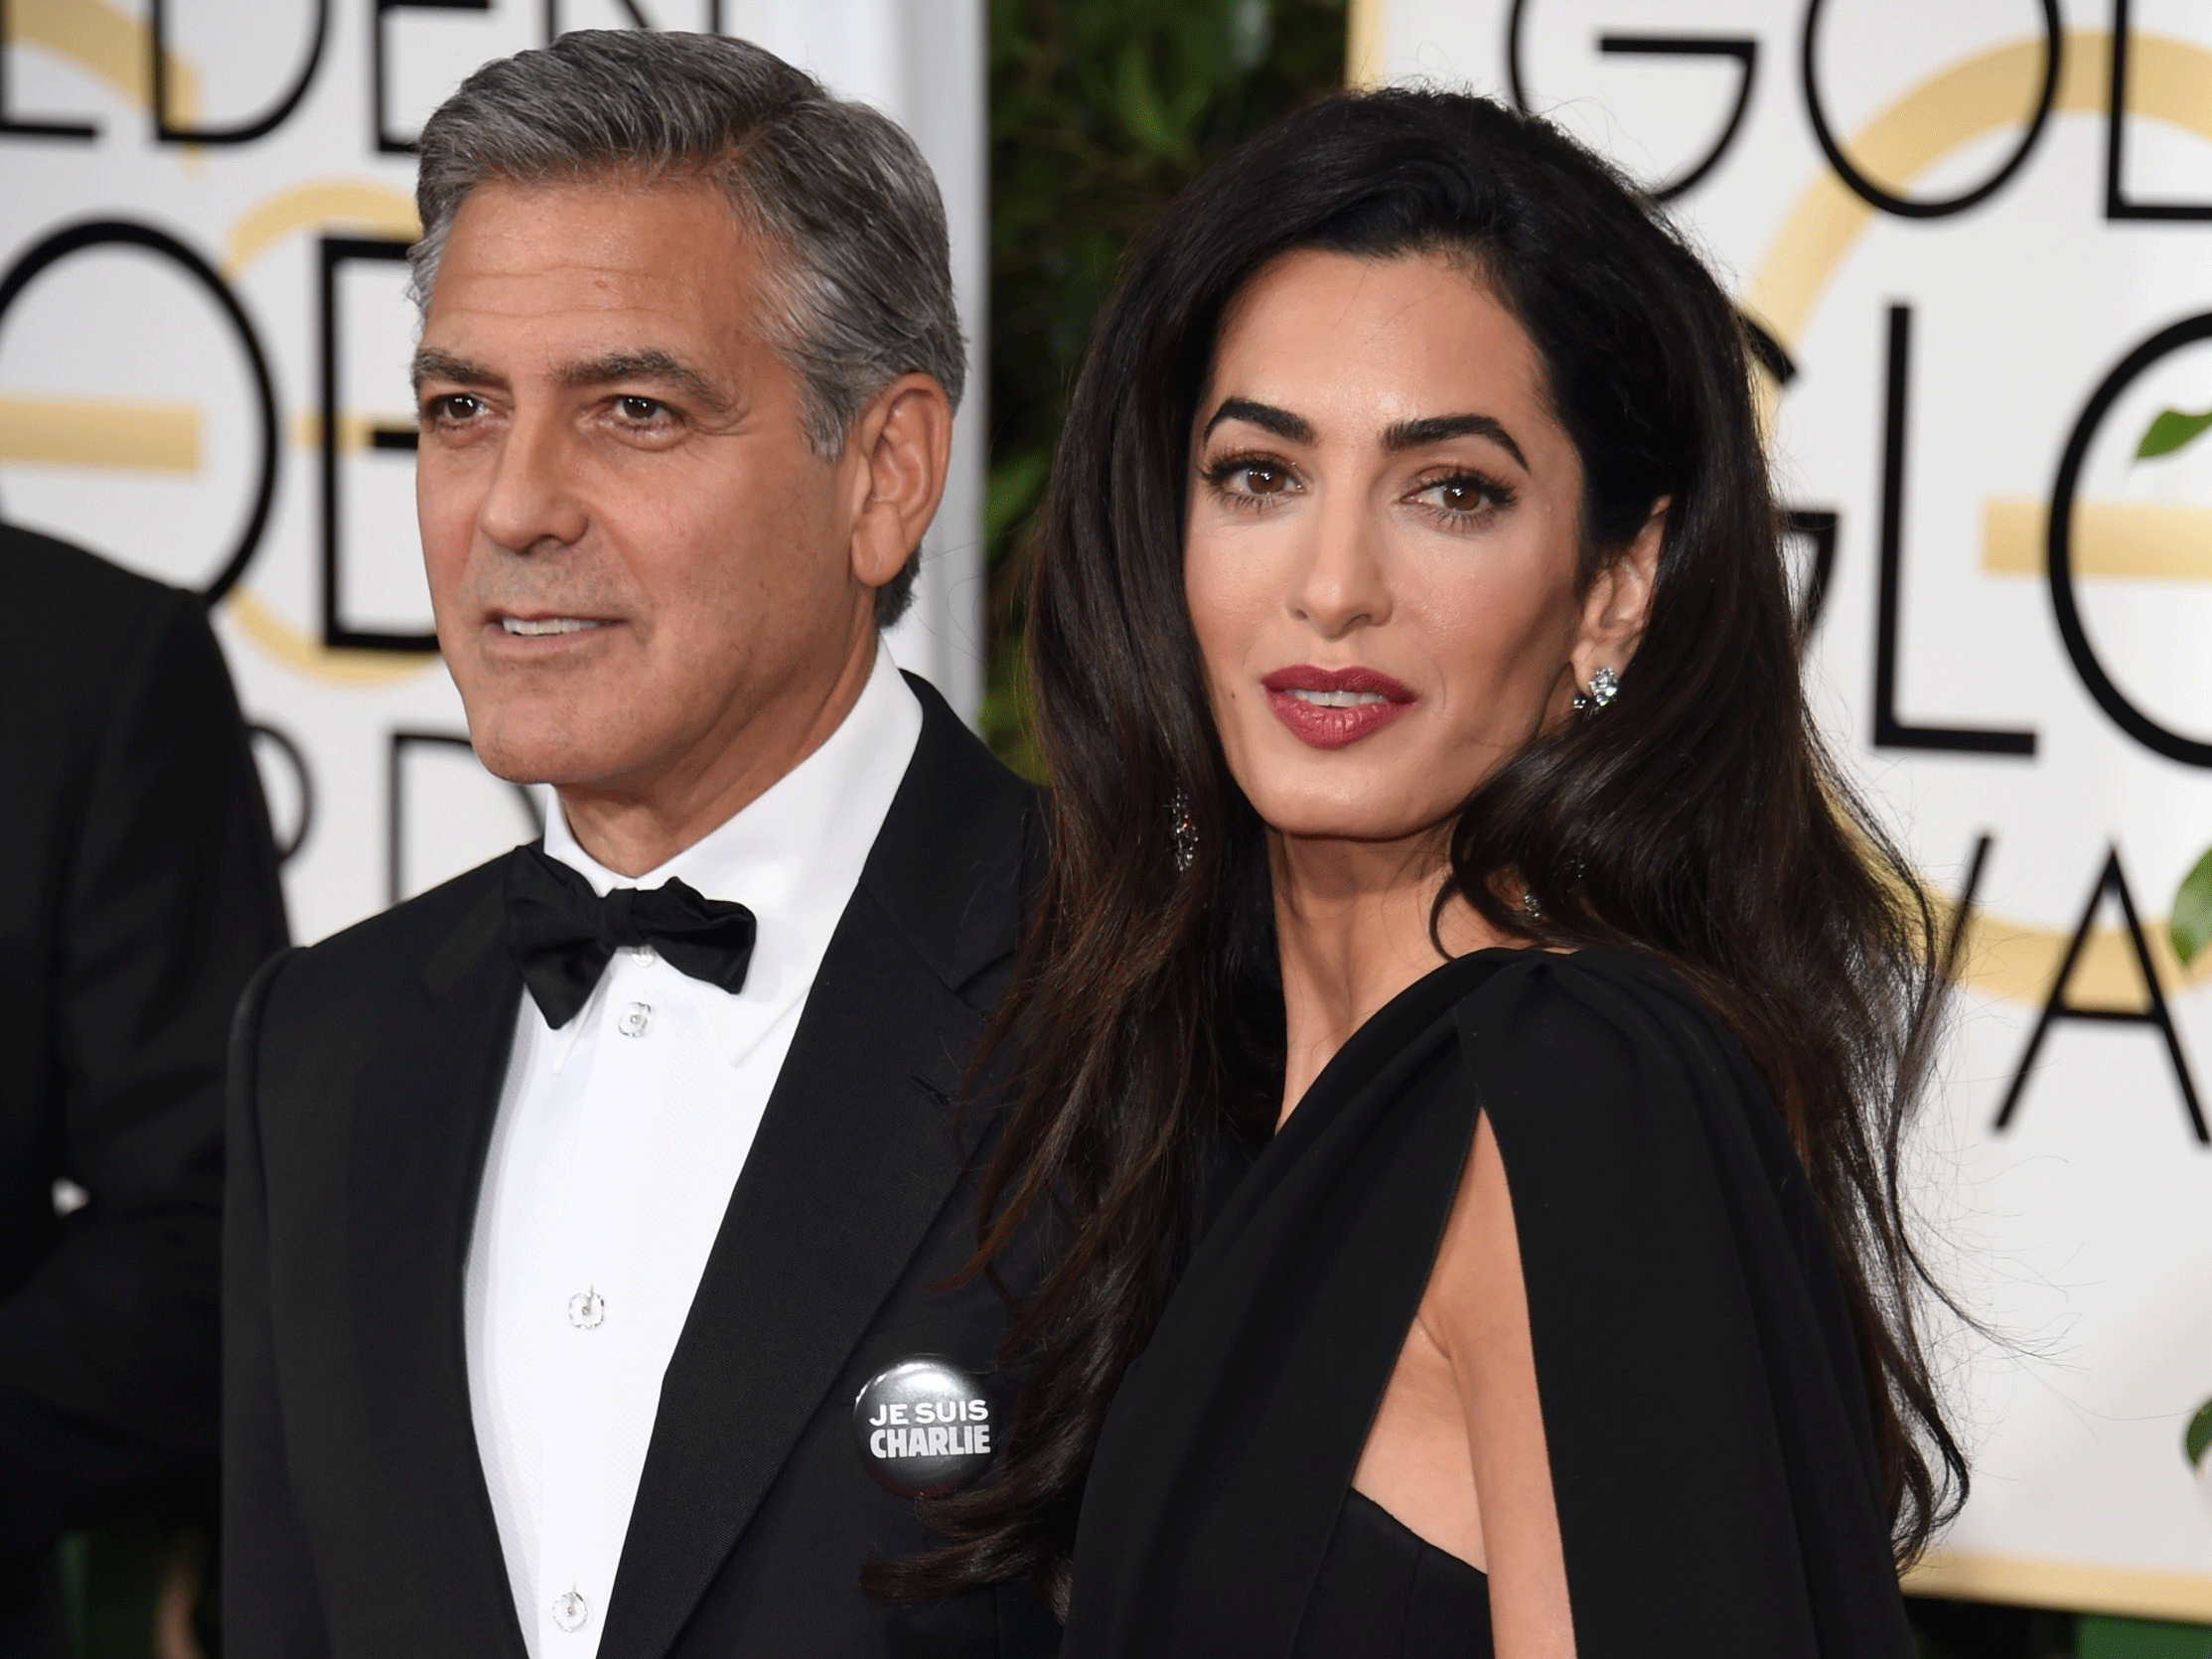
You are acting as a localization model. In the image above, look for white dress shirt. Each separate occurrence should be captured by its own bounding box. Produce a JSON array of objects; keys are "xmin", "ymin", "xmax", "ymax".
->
[{"xmin": 463, "ymin": 646, "xmax": 923, "ymax": 1656}]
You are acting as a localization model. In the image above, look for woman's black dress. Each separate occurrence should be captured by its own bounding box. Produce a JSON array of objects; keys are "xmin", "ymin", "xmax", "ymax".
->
[{"xmin": 1061, "ymin": 948, "xmax": 1918, "ymax": 1658}]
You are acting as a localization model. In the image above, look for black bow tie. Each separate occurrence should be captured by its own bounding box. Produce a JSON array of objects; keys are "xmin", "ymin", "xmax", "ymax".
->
[{"xmin": 503, "ymin": 844, "xmax": 758, "ymax": 1029}]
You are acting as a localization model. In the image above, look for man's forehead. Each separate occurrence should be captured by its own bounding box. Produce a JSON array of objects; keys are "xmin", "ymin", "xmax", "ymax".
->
[{"xmin": 441, "ymin": 174, "xmax": 749, "ymax": 274}]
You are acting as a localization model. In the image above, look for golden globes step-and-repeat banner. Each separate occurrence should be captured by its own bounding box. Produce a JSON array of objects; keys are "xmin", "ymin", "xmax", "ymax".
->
[
  {"xmin": 0, "ymin": 0, "xmax": 985, "ymax": 946},
  {"xmin": 1349, "ymin": 0, "xmax": 2212, "ymax": 1621}
]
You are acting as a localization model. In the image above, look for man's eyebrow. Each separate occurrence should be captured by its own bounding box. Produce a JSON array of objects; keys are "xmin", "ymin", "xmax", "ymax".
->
[
  {"xmin": 1381, "ymin": 412, "xmax": 1528, "ymax": 470},
  {"xmin": 1202, "ymin": 397, "xmax": 1316, "ymax": 445},
  {"xmin": 556, "ymin": 350, "xmax": 730, "ymax": 414},
  {"xmin": 410, "ymin": 348, "xmax": 503, "ymax": 394}
]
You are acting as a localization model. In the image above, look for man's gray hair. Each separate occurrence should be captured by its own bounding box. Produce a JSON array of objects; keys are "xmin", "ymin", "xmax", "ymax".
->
[{"xmin": 410, "ymin": 30, "xmax": 965, "ymax": 628}]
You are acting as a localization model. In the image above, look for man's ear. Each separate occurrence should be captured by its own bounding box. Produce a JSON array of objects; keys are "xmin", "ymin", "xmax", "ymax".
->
[
  {"xmin": 1569, "ymin": 496, "xmax": 1667, "ymax": 689},
  {"xmin": 843, "ymin": 372, "xmax": 955, "ymax": 596}
]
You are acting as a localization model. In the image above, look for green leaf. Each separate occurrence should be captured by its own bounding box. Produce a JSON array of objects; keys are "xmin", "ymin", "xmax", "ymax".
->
[
  {"xmin": 1113, "ymin": 40, "xmax": 1192, "ymax": 163},
  {"xmin": 2186, "ymin": 1396, "xmax": 2212, "ymax": 1469},
  {"xmin": 2173, "ymin": 846, "xmax": 2212, "ymax": 967},
  {"xmin": 2136, "ymin": 407, "xmax": 2212, "ymax": 460},
  {"xmin": 983, "ymin": 452, "xmax": 1051, "ymax": 557}
]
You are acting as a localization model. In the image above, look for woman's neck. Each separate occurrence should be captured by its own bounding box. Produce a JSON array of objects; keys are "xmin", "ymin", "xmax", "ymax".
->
[{"xmin": 1269, "ymin": 830, "xmax": 1517, "ymax": 1126}]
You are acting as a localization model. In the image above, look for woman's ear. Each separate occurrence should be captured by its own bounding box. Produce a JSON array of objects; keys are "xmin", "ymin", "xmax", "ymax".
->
[{"xmin": 1569, "ymin": 496, "xmax": 1667, "ymax": 689}]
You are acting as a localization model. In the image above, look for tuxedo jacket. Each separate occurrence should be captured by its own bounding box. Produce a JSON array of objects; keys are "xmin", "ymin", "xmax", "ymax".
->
[
  {"xmin": 0, "ymin": 528, "xmax": 285, "ymax": 1578},
  {"xmin": 224, "ymin": 677, "xmax": 1058, "ymax": 1659}
]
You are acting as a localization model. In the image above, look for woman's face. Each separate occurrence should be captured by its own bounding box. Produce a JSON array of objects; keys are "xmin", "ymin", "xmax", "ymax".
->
[{"xmin": 1184, "ymin": 248, "xmax": 1657, "ymax": 846}]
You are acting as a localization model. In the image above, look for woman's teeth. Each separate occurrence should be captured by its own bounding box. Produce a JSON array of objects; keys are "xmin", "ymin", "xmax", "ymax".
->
[
  {"xmin": 501, "ymin": 617, "xmax": 606, "ymax": 637},
  {"xmin": 1287, "ymin": 688, "xmax": 1388, "ymax": 708}
]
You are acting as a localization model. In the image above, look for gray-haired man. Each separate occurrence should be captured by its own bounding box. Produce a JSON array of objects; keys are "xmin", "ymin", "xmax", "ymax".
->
[{"xmin": 223, "ymin": 33, "xmax": 1053, "ymax": 1659}]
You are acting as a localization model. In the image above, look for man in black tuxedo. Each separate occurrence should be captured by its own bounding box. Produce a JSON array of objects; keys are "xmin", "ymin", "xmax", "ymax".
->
[
  {"xmin": 4, "ymin": 524, "xmax": 287, "ymax": 1653},
  {"xmin": 224, "ymin": 32, "xmax": 1051, "ymax": 1659}
]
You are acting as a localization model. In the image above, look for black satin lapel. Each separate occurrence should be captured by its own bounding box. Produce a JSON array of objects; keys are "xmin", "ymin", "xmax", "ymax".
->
[
  {"xmin": 347, "ymin": 883, "xmax": 528, "ymax": 1655},
  {"xmin": 596, "ymin": 890, "xmax": 977, "ymax": 1659}
]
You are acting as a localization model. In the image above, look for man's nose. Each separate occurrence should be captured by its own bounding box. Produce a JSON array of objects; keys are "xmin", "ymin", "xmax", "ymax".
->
[{"xmin": 477, "ymin": 406, "xmax": 588, "ymax": 554}]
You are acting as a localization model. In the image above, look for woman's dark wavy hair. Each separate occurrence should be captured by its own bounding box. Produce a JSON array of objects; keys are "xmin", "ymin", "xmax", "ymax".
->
[{"xmin": 869, "ymin": 85, "xmax": 1965, "ymax": 1612}]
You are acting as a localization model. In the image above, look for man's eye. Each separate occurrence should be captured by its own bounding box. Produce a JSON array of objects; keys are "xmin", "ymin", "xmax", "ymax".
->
[
  {"xmin": 615, "ymin": 396, "xmax": 668, "ymax": 423},
  {"xmin": 427, "ymin": 394, "xmax": 484, "ymax": 422}
]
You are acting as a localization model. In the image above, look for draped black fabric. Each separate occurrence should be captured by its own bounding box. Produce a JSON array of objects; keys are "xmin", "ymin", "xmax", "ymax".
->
[
  {"xmin": 503, "ymin": 844, "xmax": 758, "ymax": 1027},
  {"xmin": 1292, "ymin": 1491, "xmax": 1492, "ymax": 1659},
  {"xmin": 1061, "ymin": 948, "xmax": 1915, "ymax": 1659}
]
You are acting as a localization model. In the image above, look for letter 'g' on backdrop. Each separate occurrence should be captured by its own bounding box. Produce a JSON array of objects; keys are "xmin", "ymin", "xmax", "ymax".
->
[
  {"xmin": 1348, "ymin": 0, "xmax": 2212, "ymax": 1621},
  {"xmin": 0, "ymin": 0, "xmax": 984, "ymax": 945}
]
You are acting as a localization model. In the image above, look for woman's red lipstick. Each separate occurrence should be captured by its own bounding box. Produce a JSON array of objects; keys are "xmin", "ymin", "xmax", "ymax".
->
[{"xmin": 1260, "ymin": 665, "xmax": 1416, "ymax": 749}]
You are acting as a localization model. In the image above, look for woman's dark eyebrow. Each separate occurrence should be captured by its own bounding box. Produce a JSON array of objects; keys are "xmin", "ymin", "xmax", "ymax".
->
[
  {"xmin": 1382, "ymin": 412, "xmax": 1527, "ymax": 469},
  {"xmin": 1202, "ymin": 397, "xmax": 1315, "ymax": 444}
]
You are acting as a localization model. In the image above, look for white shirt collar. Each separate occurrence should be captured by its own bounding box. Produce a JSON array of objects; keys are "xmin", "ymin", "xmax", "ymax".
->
[{"xmin": 537, "ymin": 644, "xmax": 924, "ymax": 1067}]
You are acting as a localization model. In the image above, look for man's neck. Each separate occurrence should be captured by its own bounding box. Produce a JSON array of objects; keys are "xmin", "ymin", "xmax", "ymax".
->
[{"xmin": 555, "ymin": 635, "xmax": 881, "ymax": 878}]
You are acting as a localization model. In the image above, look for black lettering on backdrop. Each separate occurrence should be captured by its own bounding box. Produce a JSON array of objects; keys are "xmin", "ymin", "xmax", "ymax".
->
[
  {"xmin": 1784, "ymin": 508, "xmax": 1840, "ymax": 638},
  {"xmin": 2105, "ymin": 0, "xmax": 2212, "ymax": 221},
  {"xmin": 0, "ymin": 221, "xmax": 277, "ymax": 601},
  {"xmin": 1740, "ymin": 316, "xmax": 1840, "ymax": 639},
  {"xmin": 248, "ymin": 721, "xmax": 315, "ymax": 864},
  {"xmin": 0, "ymin": 0, "xmax": 94, "ymax": 140},
  {"xmin": 1505, "ymin": 1, "xmax": 1757, "ymax": 202},
  {"xmin": 1942, "ymin": 832, "xmax": 1994, "ymax": 981},
  {"xmin": 1742, "ymin": 315, "xmax": 1796, "ymax": 387},
  {"xmin": 1594, "ymin": 35, "xmax": 1757, "ymax": 202},
  {"xmin": 320, "ymin": 234, "xmax": 433, "ymax": 653},
  {"xmin": 544, "ymin": 0, "xmax": 653, "ymax": 40},
  {"xmin": 151, "ymin": 0, "xmax": 329, "ymax": 144},
  {"xmin": 1873, "ymin": 305, "xmax": 2035, "ymax": 755},
  {"xmin": 1994, "ymin": 847, "xmax": 2207, "ymax": 1142},
  {"xmin": 1802, "ymin": 0, "xmax": 2060, "ymax": 220},
  {"xmin": 2047, "ymin": 311, "xmax": 2212, "ymax": 768},
  {"xmin": 388, "ymin": 731, "xmax": 542, "ymax": 905},
  {"xmin": 373, "ymin": 0, "xmax": 490, "ymax": 155}
]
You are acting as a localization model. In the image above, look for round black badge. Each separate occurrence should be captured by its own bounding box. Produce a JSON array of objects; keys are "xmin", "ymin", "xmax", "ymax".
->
[{"xmin": 853, "ymin": 1355, "xmax": 996, "ymax": 1498}]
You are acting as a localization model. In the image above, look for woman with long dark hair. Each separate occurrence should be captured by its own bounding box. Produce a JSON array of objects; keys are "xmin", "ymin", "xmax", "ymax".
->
[{"xmin": 879, "ymin": 87, "xmax": 1961, "ymax": 1655}]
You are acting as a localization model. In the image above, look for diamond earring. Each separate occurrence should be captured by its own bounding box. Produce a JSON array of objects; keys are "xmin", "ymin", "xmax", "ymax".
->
[
  {"xmin": 1170, "ymin": 788, "xmax": 1199, "ymax": 872},
  {"xmin": 1572, "ymin": 666, "xmax": 1620, "ymax": 712}
]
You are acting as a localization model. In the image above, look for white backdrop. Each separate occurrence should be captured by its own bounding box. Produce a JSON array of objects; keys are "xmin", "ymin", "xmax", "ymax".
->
[
  {"xmin": 1349, "ymin": 0, "xmax": 2212, "ymax": 1621},
  {"xmin": 0, "ymin": 0, "xmax": 985, "ymax": 947}
]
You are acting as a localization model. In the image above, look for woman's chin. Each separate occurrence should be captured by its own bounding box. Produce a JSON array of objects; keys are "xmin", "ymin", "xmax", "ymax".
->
[{"xmin": 1253, "ymin": 793, "xmax": 1456, "ymax": 849}]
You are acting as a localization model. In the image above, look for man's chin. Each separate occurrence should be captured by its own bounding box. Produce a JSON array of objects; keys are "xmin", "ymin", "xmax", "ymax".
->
[{"xmin": 466, "ymin": 713, "xmax": 638, "ymax": 791}]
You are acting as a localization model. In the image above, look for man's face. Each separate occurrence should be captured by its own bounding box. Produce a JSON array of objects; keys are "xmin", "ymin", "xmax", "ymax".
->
[{"xmin": 414, "ymin": 176, "xmax": 872, "ymax": 794}]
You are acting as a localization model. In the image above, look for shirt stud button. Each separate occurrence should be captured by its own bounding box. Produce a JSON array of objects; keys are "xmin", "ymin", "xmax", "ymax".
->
[
  {"xmin": 551, "ymin": 1589, "xmax": 589, "ymax": 1632},
  {"xmin": 618, "ymin": 1000, "xmax": 652, "ymax": 1037},
  {"xmin": 567, "ymin": 1289, "xmax": 605, "ymax": 1329}
]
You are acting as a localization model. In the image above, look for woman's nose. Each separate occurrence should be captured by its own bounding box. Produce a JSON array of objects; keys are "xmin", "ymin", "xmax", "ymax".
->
[{"xmin": 1289, "ymin": 490, "xmax": 1392, "ymax": 637}]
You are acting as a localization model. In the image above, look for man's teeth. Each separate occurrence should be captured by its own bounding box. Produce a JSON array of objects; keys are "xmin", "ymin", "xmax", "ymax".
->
[
  {"xmin": 501, "ymin": 617, "xmax": 606, "ymax": 637},
  {"xmin": 1288, "ymin": 687, "xmax": 1388, "ymax": 708}
]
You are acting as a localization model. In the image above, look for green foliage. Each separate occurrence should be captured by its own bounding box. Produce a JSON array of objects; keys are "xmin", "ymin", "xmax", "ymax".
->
[
  {"xmin": 2173, "ymin": 846, "xmax": 2212, "ymax": 967},
  {"xmin": 2189, "ymin": 1395, "xmax": 2212, "ymax": 1469},
  {"xmin": 982, "ymin": 0, "xmax": 1347, "ymax": 770},
  {"xmin": 2079, "ymin": 1615, "xmax": 2212, "ymax": 1659},
  {"xmin": 2136, "ymin": 407, "xmax": 2212, "ymax": 461}
]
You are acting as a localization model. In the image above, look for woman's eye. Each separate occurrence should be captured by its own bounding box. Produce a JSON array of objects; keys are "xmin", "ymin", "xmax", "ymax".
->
[
  {"xmin": 1207, "ymin": 457, "xmax": 1296, "ymax": 503},
  {"xmin": 1415, "ymin": 473, "xmax": 1508, "ymax": 517}
]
